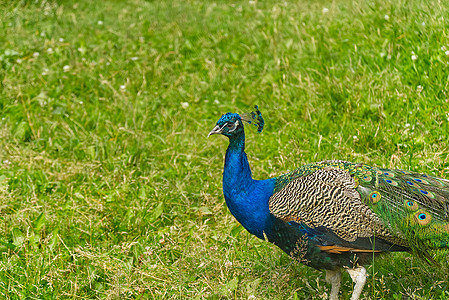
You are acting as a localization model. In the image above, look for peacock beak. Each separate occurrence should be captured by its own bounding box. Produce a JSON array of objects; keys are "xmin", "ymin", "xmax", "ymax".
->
[{"xmin": 208, "ymin": 125, "xmax": 223, "ymax": 137}]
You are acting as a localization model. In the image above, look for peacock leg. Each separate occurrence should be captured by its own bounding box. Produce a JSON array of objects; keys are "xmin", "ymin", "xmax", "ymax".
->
[
  {"xmin": 346, "ymin": 266, "xmax": 367, "ymax": 300},
  {"xmin": 325, "ymin": 268, "xmax": 342, "ymax": 300}
]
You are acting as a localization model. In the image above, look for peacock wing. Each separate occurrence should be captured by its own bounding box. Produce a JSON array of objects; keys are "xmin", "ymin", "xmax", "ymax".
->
[{"xmin": 269, "ymin": 162, "xmax": 404, "ymax": 251}]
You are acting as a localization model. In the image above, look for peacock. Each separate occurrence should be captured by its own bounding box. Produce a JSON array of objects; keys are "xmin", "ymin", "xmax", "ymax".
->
[{"xmin": 208, "ymin": 106, "xmax": 449, "ymax": 300}]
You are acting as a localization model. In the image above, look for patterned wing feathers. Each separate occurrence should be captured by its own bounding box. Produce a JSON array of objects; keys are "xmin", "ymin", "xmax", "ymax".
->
[{"xmin": 269, "ymin": 166, "xmax": 401, "ymax": 248}]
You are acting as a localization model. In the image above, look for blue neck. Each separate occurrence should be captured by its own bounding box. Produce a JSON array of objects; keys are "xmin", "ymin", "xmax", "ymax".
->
[{"xmin": 222, "ymin": 132, "xmax": 275, "ymax": 239}]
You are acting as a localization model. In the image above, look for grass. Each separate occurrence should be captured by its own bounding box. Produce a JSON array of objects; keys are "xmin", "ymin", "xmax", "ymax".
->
[{"xmin": 1, "ymin": 0, "xmax": 449, "ymax": 298}]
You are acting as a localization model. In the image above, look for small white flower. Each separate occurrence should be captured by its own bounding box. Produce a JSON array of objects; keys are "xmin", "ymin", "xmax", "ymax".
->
[
  {"xmin": 405, "ymin": 123, "xmax": 410, "ymax": 128},
  {"xmin": 79, "ymin": 101, "xmax": 83, "ymax": 105},
  {"xmin": 353, "ymin": 135, "xmax": 358, "ymax": 140},
  {"xmin": 47, "ymin": 48, "xmax": 53, "ymax": 54},
  {"xmin": 42, "ymin": 68, "xmax": 49, "ymax": 75},
  {"xmin": 33, "ymin": 52, "xmax": 40, "ymax": 57},
  {"xmin": 59, "ymin": 38, "xmax": 64, "ymax": 42},
  {"xmin": 441, "ymin": 46, "xmax": 447, "ymax": 51},
  {"xmin": 170, "ymin": 226, "xmax": 177, "ymax": 231},
  {"xmin": 181, "ymin": 102, "xmax": 189, "ymax": 109},
  {"xmin": 411, "ymin": 54, "xmax": 418, "ymax": 61},
  {"xmin": 16, "ymin": 58, "xmax": 22, "ymax": 64},
  {"xmin": 224, "ymin": 261, "xmax": 232, "ymax": 267},
  {"xmin": 421, "ymin": 22, "xmax": 425, "ymax": 26},
  {"xmin": 417, "ymin": 85, "xmax": 423, "ymax": 92},
  {"xmin": 63, "ymin": 65, "xmax": 70, "ymax": 72},
  {"xmin": 445, "ymin": 50, "xmax": 449, "ymax": 56},
  {"xmin": 77, "ymin": 47, "xmax": 85, "ymax": 53},
  {"xmin": 214, "ymin": 99, "xmax": 220, "ymax": 105},
  {"xmin": 384, "ymin": 14, "xmax": 389, "ymax": 21},
  {"xmin": 120, "ymin": 85, "xmax": 126, "ymax": 90},
  {"xmin": 81, "ymin": 57, "xmax": 86, "ymax": 62},
  {"xmin": 380, "ymin": 52, "xmax": 386, "ymax": 57},
  {"xmin": 322, "ymin": 7, "xmax": 329, "ymax": 13},
  {"xmin": 131, "ymin": 57, "xmax": 138, "ymax": 61},
  {"xmin": 97, "ymin": 20, "xmax": 103, "ymax": 25},
  {"xmin": 1, "ymin": 118, "xmax": 5, "ymax": 121},
  {"xmin": 3, "ymin": 160, "xmax": 10, "ymax": 164}
]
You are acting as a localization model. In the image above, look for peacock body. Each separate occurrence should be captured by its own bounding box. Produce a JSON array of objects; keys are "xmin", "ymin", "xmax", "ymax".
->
[{"xmin": 209, "ymin": 108, "xmax": 449, "ymax": 300}]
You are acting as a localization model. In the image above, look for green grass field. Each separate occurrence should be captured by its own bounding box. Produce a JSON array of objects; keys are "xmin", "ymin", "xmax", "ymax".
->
[{"xmin": 1, "ymin": 0, "xmax": 449, "ymax": 298}]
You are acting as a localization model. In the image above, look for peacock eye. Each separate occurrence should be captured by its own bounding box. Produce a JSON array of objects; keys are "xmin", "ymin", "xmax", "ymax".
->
[{"xmin": 226, "ymin": 123, "xmax": 234, "ymax": 128}]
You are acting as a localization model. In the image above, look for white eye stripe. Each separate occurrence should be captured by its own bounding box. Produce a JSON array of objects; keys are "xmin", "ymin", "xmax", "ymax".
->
[{"xmin": 228, "ymin": 121, "xmax": 239, "ymax": 133}]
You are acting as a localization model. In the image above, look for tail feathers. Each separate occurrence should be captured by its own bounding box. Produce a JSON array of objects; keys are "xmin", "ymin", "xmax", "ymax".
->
[{"xmin": 354, "ymin": 166, "xmax": 449, "ymax": 255}]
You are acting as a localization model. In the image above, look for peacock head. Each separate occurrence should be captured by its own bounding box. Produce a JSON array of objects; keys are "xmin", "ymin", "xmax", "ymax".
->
[{"xmin": 208, "ymin": 106, "xmax": 264, "ymax": 138}]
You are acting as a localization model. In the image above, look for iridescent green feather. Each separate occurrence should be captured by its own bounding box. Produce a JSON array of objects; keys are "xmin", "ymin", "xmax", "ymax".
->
[{"xmin": 351, "ymin": 165, "xmax": 449, "ymax": 258}]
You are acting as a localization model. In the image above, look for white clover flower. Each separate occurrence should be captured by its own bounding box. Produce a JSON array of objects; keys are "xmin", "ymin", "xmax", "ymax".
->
[
  {"xmin": 384, "ymin": 15, "xmax": 389, "ymax": 21},
  {"xmin": 3, "ymin": 160, "xmax": 10, "ymax": 164},
  {"xmin": 380, "ymin": 52, "xmax": 386, "ymax": 57},
  {"xmin": 47, "ymin": 48, "xmax": 53, "ymax": 54},
  {"xmin": 353, "ymin": 135, "xmax": 358, "ymax": 140},
  {"xmin": 224, "ymin": 261, "xmax": 232, "ymax": 267},
  {"xmin": 417, "ymin": 85, "xmax": 423, "ymax": 92},
  {"xmin": 59, "ymin": 38, "xmax": 64, "ymax": 42},
  {"xmin": 411, "ymin": 54, "xmax": 418, "ymax": 61},
  {"xmin": 445, "ymin": 50, "xmax": 449, "ymax": 56},
  {"xmin": 16, "ymin": 58, "xmax": 22, "ymax": 64},
  {"xmin": 33, "ymin": 52, "xmax": 40, "ymax": 57},
  {"xmin": 77, "ymin": 47, "xmax": 85, "ymax": 53},
  {"xmin": 214, "ymin": 99, "xmax": 220, "ymax": 105},
  {"xmin": 63, "ymin": 65, "xmax": 70, "ymax": 72},
  {"xmin": 120, "ymin": 85, "xmax": 126, "ymax": 90},
  {"xmin": 322, "ymin": 7, "xmax": 329, "ymax": 13},
  {"xmin": 130, "ymin": 57, "xmax": 138, "ymax": 61},
  {"xmin": 79, "ymin": 101, "xmax": 83, "ymax": 105},
  {"xmin": 97, "ymin": 20, "xmax": 103, "ymax": 25},
  {"xmin": 42, "ymin": 68, "xmax": 49, "ymax": 75},
  {"xmin": 405, "ymin": 123, "xmax": 410, "ymax": 128},
  {"xmin": 181, "ymin": 102, "xmax": 189, "ymax": 109}
]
